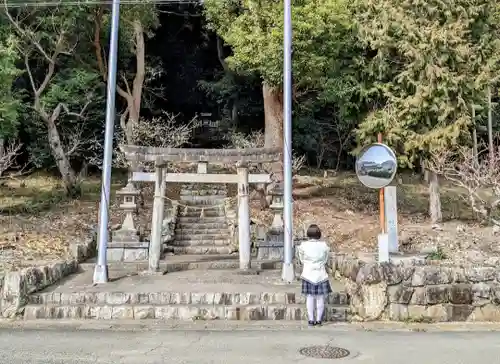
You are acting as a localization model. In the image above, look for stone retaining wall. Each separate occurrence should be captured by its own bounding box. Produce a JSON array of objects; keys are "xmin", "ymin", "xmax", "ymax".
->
[
  {"xmin": 333, "ymin": 254, "xmax": 500, "ymax": 322},
  {"xmin": 69, "ymin": 226, "xmax": 97, "ymax": 263},
  {"xmin": 0, "ymin": 228, "xmax": 96, "ymax": 318},
  {"xmin": 0, "ymin": 260, "xmax": 79, "ymax": 318}
]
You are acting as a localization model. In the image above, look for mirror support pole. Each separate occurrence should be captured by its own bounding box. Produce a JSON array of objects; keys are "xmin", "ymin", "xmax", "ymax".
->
[{"xmin": 377, "ymin": 133, "xmax": 386, "ymax": 233}]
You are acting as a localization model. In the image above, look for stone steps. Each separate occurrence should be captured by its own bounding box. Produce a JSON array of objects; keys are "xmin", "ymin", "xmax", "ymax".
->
[
  {"xmin": 179, "ymin": 196, "xmax": 228, "ymax": 204},
  {"xmin": 177, "ymin": 217, "xmax": 227, "ymax": 224},
  {"xmin": 28, "ymin": 291, "xmax": 348, "ymax": 306},
  {"xmin": 171, "ymin": 240, "xmax": 230, "ymax": 247},
  {"xmin": 80, "ymin": 259, "xmax": 283, "ymax": 273},
  {"xmin": 175, "ymin": 222, "xmax": 229, "ymax": 230},
  {"xmin": 24, "ymin": 303, "xmax": 349, "ymax": 321},
  {"xmin": 176, "ymin": 224, "xmax": 228, "ymax": 231},
  {"xmin": 179, "ymin": 211, "xmax": 225, "ymax": 218},
  {"xmin": 175, "ymin": 228, "xmax": 231, "ymax": 235},
  {"xmin": 175, "ymin": 183, "xmax": 232, "ymax": 256},
  {"xmin": 166, "ymin": 246, "xmax": 233, "ymax": 255},
  {"xmin": 174, "ymin": 234, "xmax": 230, "ymax": 241},
  {"xmin": 180, "ymin": 190, "xmax": 227, "ymax": 196}
]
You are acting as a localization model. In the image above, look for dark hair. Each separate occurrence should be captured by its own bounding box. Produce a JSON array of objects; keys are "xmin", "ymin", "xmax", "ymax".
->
[{"xmin": 306, "ymin": 224, "xmax": 322, "ymax": 240}]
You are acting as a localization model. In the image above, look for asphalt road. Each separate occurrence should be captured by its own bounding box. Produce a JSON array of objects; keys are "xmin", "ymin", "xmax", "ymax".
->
[{"xmin": 0, "ymin": 322, "xmax": 499, "ymax": 364}]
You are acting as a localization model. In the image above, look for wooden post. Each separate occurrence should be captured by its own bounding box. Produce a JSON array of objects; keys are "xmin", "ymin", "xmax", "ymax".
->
[
  {"xmin": 378, "ymin": 133, "xmax": 386, "ymax": 233},
  {"xmin": 472, "ymin": 106, "xmax": 479, "ymax": 168},
  {"xmin": 488, "ymin": 86, "xmax": 494, "ymax": 167}
]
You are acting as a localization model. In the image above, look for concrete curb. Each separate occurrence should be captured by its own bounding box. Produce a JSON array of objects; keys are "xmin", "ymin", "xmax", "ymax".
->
[{"xmin": 2, "ymin": 319, "xmax": 500, "ymax": 332}]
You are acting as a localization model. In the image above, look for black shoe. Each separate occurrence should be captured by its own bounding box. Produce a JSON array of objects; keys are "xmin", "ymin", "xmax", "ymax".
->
[
  {"xmin": 314, "ymin": 321, "xmax": 322, "ymax": 326},
  {"xmin": 308, "ymin": 320, "xmax": 315, "ymax": 327}
]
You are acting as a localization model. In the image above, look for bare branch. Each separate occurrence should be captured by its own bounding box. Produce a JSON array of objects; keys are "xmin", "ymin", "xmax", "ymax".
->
[
  {"xmin": 121, "ymin": 73, "xmax": 132, "ymax": 97},
  {"xmin": 3, "ymin": 1, "xmax": 52, "ymax": 62},
  {"xmin": 429, "ymin": 145, "xmax": 500, "ymax": 226},
  {"xmin": 63, "ymin": 127, "xmax": 85, "ymax": 157},
  {"xmin": 23, "ymin": 51, "xmax": 37, "ymax": 94},
  {"xmin": 0, "ymin": 141, "xmax": 22, "ymax": 178}
]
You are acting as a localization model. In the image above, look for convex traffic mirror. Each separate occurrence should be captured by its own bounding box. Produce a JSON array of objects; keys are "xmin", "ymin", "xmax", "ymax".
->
[{"xmin": 355, "ymin": 143, "xmax": 397, "ymax": 189}]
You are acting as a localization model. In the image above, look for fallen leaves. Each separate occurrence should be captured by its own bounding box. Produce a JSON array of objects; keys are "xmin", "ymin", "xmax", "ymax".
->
[{"xmin": 2, "ymin": 171, "xmax": 500, "ymax": 273}]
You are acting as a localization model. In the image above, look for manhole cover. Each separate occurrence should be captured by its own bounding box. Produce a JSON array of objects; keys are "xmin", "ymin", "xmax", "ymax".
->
[{"xmin": 299, "ymin": 345, "xmax": 350, "ymax": 359}]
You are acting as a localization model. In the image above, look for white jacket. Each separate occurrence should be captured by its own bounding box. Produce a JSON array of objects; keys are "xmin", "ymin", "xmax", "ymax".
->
[{"xmin": 297, "ymin": 239, "xmax": 330, "ymax": 284}]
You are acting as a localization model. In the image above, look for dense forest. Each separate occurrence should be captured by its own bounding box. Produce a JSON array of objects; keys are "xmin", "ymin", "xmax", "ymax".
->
[{"xmin": 1, "ymin": 0, "xmax": 500, "ymax": 224}]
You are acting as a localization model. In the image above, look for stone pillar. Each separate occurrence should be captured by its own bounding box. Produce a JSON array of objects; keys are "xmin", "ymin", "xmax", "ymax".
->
[
  {"xmin": 149, "ymin": 166, "xmax": 166, "ymax": 273},
  {"xmin": 384, "ymin": 186, "xmax": 399, "ymax": 253},
  {"xmin": 237, "ymin": 163, "xmax": 251, "ymax": 270},
  {"xmin": 270, "ymin": 186, "xmax": 284, "ymax": 232},
  {"xmin": 197, "ymin": 161, "xmax": 208, "ymax": 174}
]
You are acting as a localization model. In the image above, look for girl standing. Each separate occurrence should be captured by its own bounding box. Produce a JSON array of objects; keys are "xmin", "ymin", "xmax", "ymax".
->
[{"xmin": 297, "ymin": 224, "xmax": 332, "ymax": 326}]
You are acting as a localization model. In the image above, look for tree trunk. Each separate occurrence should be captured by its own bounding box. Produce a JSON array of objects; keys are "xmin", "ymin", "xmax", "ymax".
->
[
  {"xmin": 124, "ymin": 101, "xmax": 140, "ymax": 145},
  {"xmin": 216, "ymin": 36, "xmax": 239, "ymax": 129},
  {"xmin": 420, "ymin": 159, "xmax": 429, "ymax": 182},
  {"xmin": 94, "ymin": 10, "xmax": 143, "ymax": 147},
  {"xmin": 131, "ymin": 20, "xmax": 145, "ymax": 127},
  {"xmin": 0, "ymin": 138, "xmax": 4, "ymax": 178},
  {"xmin": 231, "ymin": 101, "xmax": 239, "ymax": 128},
  {"xmin": 46, "ymin": 118, "xmax": 80, "ymax": 197},
  {"xmin": 263, "ymin": 82, "xmax": 284, "ymax": 180},
  {"xmin": 428, "ymin": 170, "xmax": 442, "ymax": 224},
  {"xmin": 0, "ymin": 138, "xmax": 4, "ymax": 161}
]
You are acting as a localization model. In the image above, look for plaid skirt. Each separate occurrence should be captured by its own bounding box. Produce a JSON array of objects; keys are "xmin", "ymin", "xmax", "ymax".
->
[{"xmin": 301, "ymin": 279, "xmax": 332, "ymax": 296}]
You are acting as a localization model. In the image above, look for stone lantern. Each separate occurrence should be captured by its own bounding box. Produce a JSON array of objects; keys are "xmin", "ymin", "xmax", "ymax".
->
[
  {"xmin": 115, "ymin": 182, "xmax": 140, "ymax": 234},
  {"xmin": 257, "ymin": 183, "xmax": 285, "ymax": 261},
  {"xmin": 108, "ymin": 181, "xmax": 148, "ymax": 262},
  {"xmin": 269, "ymin": 183, "xmax": 284, "ymax": 232}
]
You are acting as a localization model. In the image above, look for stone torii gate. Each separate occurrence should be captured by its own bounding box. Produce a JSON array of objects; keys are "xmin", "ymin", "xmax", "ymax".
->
[{"xmin": 120, "ymin": 145, "xmax": 282, "ymax": 274}]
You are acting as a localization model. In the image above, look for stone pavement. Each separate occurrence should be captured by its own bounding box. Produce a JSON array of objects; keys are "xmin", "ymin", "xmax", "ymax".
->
[
  {"xmin": 24, "ymin": 266, "xmax": 348, "ymax": 320},
  {"xmin": 1, "ymin": 321, "xmax": 500, "ymax": 363}
]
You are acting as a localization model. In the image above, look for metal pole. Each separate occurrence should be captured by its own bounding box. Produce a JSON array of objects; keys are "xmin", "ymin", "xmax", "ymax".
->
[
  {"xmin": 281, "ymin": 0, "xmax": 295, "ymax": 283},
  {"xmin": 377, "ymin": 133, "xmax": 385, "ymax": 233},
  {"xmin": 93, "ymin": 0, "xmax": 121, "ymax": 284}
]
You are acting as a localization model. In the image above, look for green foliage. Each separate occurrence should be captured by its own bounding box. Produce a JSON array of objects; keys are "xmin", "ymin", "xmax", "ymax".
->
[
  {"xmin": 2, "ymin": 0, "xmax": 500, "ymax": 177},
  {"xmin": 28, "ymin": 68, "xmax": 104, "ymax": 168},
  {"xmin": 204, "ymin": 0, "xmax": 354, "ymax": 90},
  {"xmin": 3, "ymin": 4, "xmax": 106, "ymax": 168},
  {"xmin": 0, "ymin": 33, "xmax": 22, "ymax": 139},
  {"xmin": 204, "ymin": 0, "xmax": 363, "ymax": 169},
  {"xmin": 99, "ymin": 4, "xmax": 160, "ymax": 72},
  {"xmin": 42, "ymin": 69, "xmax": 101, "ymax": 108},
  {"xmin": 352, "ymin": 0, "xmax": 500, "ymax": 166}
]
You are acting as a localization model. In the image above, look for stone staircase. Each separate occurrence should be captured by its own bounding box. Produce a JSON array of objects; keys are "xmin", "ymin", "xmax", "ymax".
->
[
  {"xmin": 23, "ymin": 269, "xmax": 350, "ymax": 321},
  {"xmin": 165, "ymin": 184, "xmax": 234, "ymax": 255}
]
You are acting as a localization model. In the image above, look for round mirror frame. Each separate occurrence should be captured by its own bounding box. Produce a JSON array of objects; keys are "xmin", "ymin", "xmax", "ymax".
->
[{"xmin": 355, "ymin": 143, "xmax": 398, "ymax": 189}]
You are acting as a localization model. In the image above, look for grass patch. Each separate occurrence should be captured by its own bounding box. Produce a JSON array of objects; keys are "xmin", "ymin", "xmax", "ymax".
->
[
  {"xmin": 0, "ymin": 171, "xmax": 126, "ymax": 215},
  {"xmin": 427, "ymin": 247, "xmax": 447, "ymax": 261},
  {"xmin": 294, "ymin": 171, "xmax": 473, "ymax": 221}
]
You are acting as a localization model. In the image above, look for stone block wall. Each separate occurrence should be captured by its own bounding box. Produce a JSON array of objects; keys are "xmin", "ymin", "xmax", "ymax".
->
[
  {"xmin": 0, "ymin": 228, "xmax": 96, "ymax": 318},
  {"xmin": 333, "ymin": 254, "xmax": 500, "ymax": 322},
  {"xmin": 0, "ymin": 260, "xmax": 79, "ymax": 318},
  {"xmin": 69, "ymin": 226, "xmax": 97, "ymax": 263}
]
